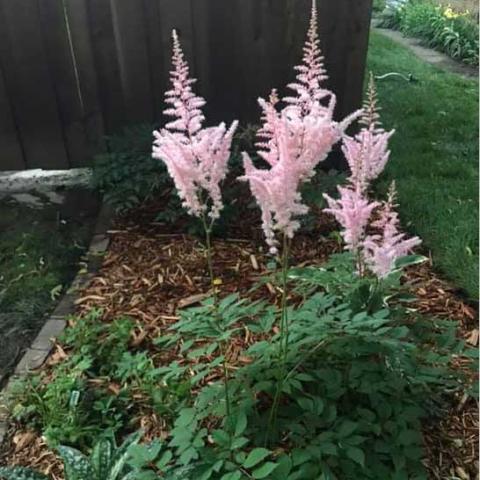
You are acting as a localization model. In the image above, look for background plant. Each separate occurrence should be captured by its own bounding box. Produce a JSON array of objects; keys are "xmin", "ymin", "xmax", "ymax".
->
[
  {"xmin": 91, "ymin": 124, "xmax": 171, "ymax": 214},
  {"xmin": 379, "ymin": 0, "xmax": 479, "ymax": 65}
]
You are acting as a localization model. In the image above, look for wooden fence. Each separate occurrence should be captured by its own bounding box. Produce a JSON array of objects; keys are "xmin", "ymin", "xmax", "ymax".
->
[{"xmin": 0, "ymin": 0, "xmax": 373, "ymax": 171}]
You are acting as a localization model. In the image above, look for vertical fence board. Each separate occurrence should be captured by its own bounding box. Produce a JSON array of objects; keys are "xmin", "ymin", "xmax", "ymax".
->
[
  {"xmin": 86, "ymin": 0, "xmax": 125, "ymax": 134},
  {"xmin": 317, "ymin": 0, "xmax": 373, "ymax": 120},
  {"xmin": 64, "ymin": 0, "xmax": 106, "ymax": 158},
  {"xmin": 110, "ymin": 0, "xmax": 154, "ymax": 125},
  {"xmin": 0, "ymin": 0, "xmax": 69, "ymax": 169},
  {"xmin": 38, "ymin": 0, "xmax": 91, "ymax": 167},
  {"xmin": 0, "ymin": 63, "xmax": 24, "ymax": 169},
  {"xmin": 142, "ymin": 0, "xmax": 166, "ymax": 120}
]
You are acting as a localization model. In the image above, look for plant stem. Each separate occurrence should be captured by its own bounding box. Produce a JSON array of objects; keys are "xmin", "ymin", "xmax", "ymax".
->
[
  {"xmin": 266, "ymin": 234, "xmax": 290, "ymax": 444},
  {"xmin": 201, "ymin": 215, "xmax": 232, "ymax": 429}
]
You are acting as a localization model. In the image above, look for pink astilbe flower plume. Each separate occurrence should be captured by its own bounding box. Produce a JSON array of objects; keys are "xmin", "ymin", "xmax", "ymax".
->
[
  {"xmin": 324, "ymin": 77, "xmax": 421, "ymax": 278},
  {"xmin": 283, "ymin": 0, "xmax": 330, "ymax": 116},
  {"xmin": 241, "ymin": 1, "xmax": 359, "ymax": 253},
  {"xmin": 343, "ymin": 74, "xmax": 395, "ymax": 193},
  {"xmin": 363, "ymin": 183, "xmax": 421, "ymax": 278},
  {"xmin": 323, "ymin": 187, "xmax": 379, "ymax": 253},
  {"xmin": 153, "ymin": 30, "xmax": 238, "ymax": 221}
]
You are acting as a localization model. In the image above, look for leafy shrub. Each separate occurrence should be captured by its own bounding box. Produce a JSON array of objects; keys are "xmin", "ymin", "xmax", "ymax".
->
[
  {"xmin": 122, "ymin": 258, "xmax": 472, "ymax": 479},
  {"xmin": 379, "ymin": 0, "xmax": 479, "ymax": 65},
  {"xmin": 91, "ymin": 124, "xmax": 171, "ymax": 213},
  {"xmin": 373, "ymin": 0, "xmax": 387, "ymax": 13}
]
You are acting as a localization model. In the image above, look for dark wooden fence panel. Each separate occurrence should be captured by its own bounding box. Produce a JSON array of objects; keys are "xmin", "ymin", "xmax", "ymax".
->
[
  {"xmin": 0, "ymin": 0, "xmax": 372, "ymax": 171},
  {"xmin": 0, "ymin": 0, "xmax": 69, "ymax": 169},
  {"xmin": 0, "ymin": 63, "xmax": 24, "ymax": 169},
  {"xmin": 64, "ymin": 0, "xmax": 106, "ymax": 159}
]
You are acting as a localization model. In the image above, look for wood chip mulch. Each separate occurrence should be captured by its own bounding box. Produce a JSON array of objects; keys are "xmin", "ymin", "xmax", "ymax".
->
[{"xmin": 0, "ymin": 202, "xmax": 477, "ymax": 480}]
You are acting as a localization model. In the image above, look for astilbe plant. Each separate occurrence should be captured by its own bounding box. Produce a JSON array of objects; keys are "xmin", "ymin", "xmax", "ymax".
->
[
  {"xmin": 324, "ymin": 75, "xmax": 421, "ymax": 277},
  {"xmin": 153, "ymin": 30, "xmax": 238, "ymax": 224},
  {"xmin": 152, "ymin": 29, "xmax": 238, "ymax": 425},
  {"xmin": 240, "ymin": 0, "xmax": 360, "ymax": 440}
]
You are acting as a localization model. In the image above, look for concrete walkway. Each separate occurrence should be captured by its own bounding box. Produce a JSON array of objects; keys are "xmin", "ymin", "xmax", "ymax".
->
[{"xmin": 373, "ymin": 26, "xmax": 478, "ymax": 79}]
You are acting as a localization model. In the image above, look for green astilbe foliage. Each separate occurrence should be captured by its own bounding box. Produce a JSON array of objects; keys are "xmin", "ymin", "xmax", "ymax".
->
[
  {"xmin": 123, "ymin": 260, "xmax": 474, "ymax": 480},
  {"xmin": 0, "ymin": 431, "xmax": 143, "ymax": 480}
]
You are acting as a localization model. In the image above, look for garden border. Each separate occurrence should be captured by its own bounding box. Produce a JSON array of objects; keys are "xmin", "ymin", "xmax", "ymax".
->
[{"xmin": 0, "ymin": 201, "xmax": 113, "ymax": 446}]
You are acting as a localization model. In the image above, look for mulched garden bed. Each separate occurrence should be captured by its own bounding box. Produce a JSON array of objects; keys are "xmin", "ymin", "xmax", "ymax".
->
[{"xmin": 0, "ymin": 196, "xmax": 477, "ymax": 480}]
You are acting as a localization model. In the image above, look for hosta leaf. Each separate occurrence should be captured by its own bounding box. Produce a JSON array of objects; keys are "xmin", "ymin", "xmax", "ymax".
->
[
  {"xmin": 252, "ymin": 462, "xmax": 278, "ymax": 479},
  {"xmin": 0, "ymin": 467, "xmax": 49, "ymax": 480},
  {"xmin": 243, "ymin": 448, "xmax": 271, "ymax": 469},
  {"xmin": 57, "ymin": 445, "xmax": 97, "ymax": 480}
]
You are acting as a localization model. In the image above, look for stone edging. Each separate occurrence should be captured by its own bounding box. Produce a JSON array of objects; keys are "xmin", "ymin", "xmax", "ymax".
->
[{"xmin": 0, "ymin": 201, "xmax": 113, "ymax": 446}]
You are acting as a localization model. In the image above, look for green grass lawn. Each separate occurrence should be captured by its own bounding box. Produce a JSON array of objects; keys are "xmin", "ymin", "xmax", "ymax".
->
[{"xmin": 367, "ymin": 30, "xmax": 479, "ymax": 300}]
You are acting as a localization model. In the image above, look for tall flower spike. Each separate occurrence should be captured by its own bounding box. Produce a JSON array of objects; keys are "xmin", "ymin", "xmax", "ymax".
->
[
  {"xmin": 360, "ymin": 73, "xmax": 382, "ymax": 132},
  {"xmin": 342, "ymin": 75, "xmax": 394, "ymax": 193},
  {"xmin": 283, "ymin": 0, "xmax": 331, "ymax": 115},
  {"xmin": 153, "ymin": 30, "xmax": 238, "ymax": 221},
  {"xmin": 363, "ymin": 182, "xmax": 422, "ymax": 277},
  {"xmin": 241, "ymin": 1, "xmax": 359, "ymax": 254},
  {"xmin": 323, "ymin": 187, "xmax": 379, "ymax": 253}
]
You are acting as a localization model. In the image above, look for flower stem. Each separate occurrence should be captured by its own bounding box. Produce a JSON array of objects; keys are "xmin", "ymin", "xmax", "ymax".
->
[
  {"xmin": 201, "ymin": 215, "xmax": 232, "ymax": 429},
  {"xmin": 266, "ymin": 234, "xmax": 290, "ymax": 444}
]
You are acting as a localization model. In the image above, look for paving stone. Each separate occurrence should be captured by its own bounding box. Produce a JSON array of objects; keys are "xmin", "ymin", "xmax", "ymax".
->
[
  {"xmin": 30, "ymin": 319, "xmax": 66, "ymax": 352},
  {"xmin": 89, "ymin": 234, "xmax": 109, "ymax": 255},
  {"xmin": 0, "ymin": 422, "xmax": 7, "ymax": 444},
  {"xmin": 14, "ymin": 349, "xmax": 49, "ymax": 375},
  {"xmin": 94, "ymin": 203, "xmax": 114, "ymax": 234},
  {"xmin": 51, "ymin": 293, "xmax": 76, "ymax": 317}
]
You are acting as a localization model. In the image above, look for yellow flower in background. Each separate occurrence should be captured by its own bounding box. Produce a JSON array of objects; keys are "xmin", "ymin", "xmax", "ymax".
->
[
  {"xmin": 443, "ymin": 6, "xmax": 460, "ymax": 19},
  {"xmin": 443, "ymin": 4, "xmax": 469, "ymax": 19}
]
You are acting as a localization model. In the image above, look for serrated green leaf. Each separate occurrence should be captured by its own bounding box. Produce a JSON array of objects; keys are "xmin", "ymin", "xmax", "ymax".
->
[
  {"xmin": 155, "ymin": 449, "xmax": 173, "ymax": 470},
  {"xmin": 398, "ymin": 429, "xmax": 421, "ymax": 446},
  {"xmin": 252, "ymin": 462, "xmax": 278, "ymax": 479},
  {"xmin": 212, "ymin": 429, "xmax": 230, "ymax": 447},
  {"xmin": 176, "ymin": 408, "xmax": 196, "ymax": 427},
  {"xmin": 220, "ymin": 471, "xmax": 242, "ymax": 480},
  {"xmin": 234, "ymin": 412, "xmax": 247, "ymax": 438},
  {"xmin": 243, "ymin": 448, "xmax": 271, "ymax": 468},
  {"xmin": 127, "ymin": 441, "xmax": 161, "ymax": 468},
  {"xmin": 231, "ymin": 436, "xmax": 249, "ymax": 450},
  {"xmin": 338, "ymin": 420, "xmax": 358, "ymax": 438},
  {"xmin": 292, "ymin": 448, "xmax": 311, "ymax": 466}
]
